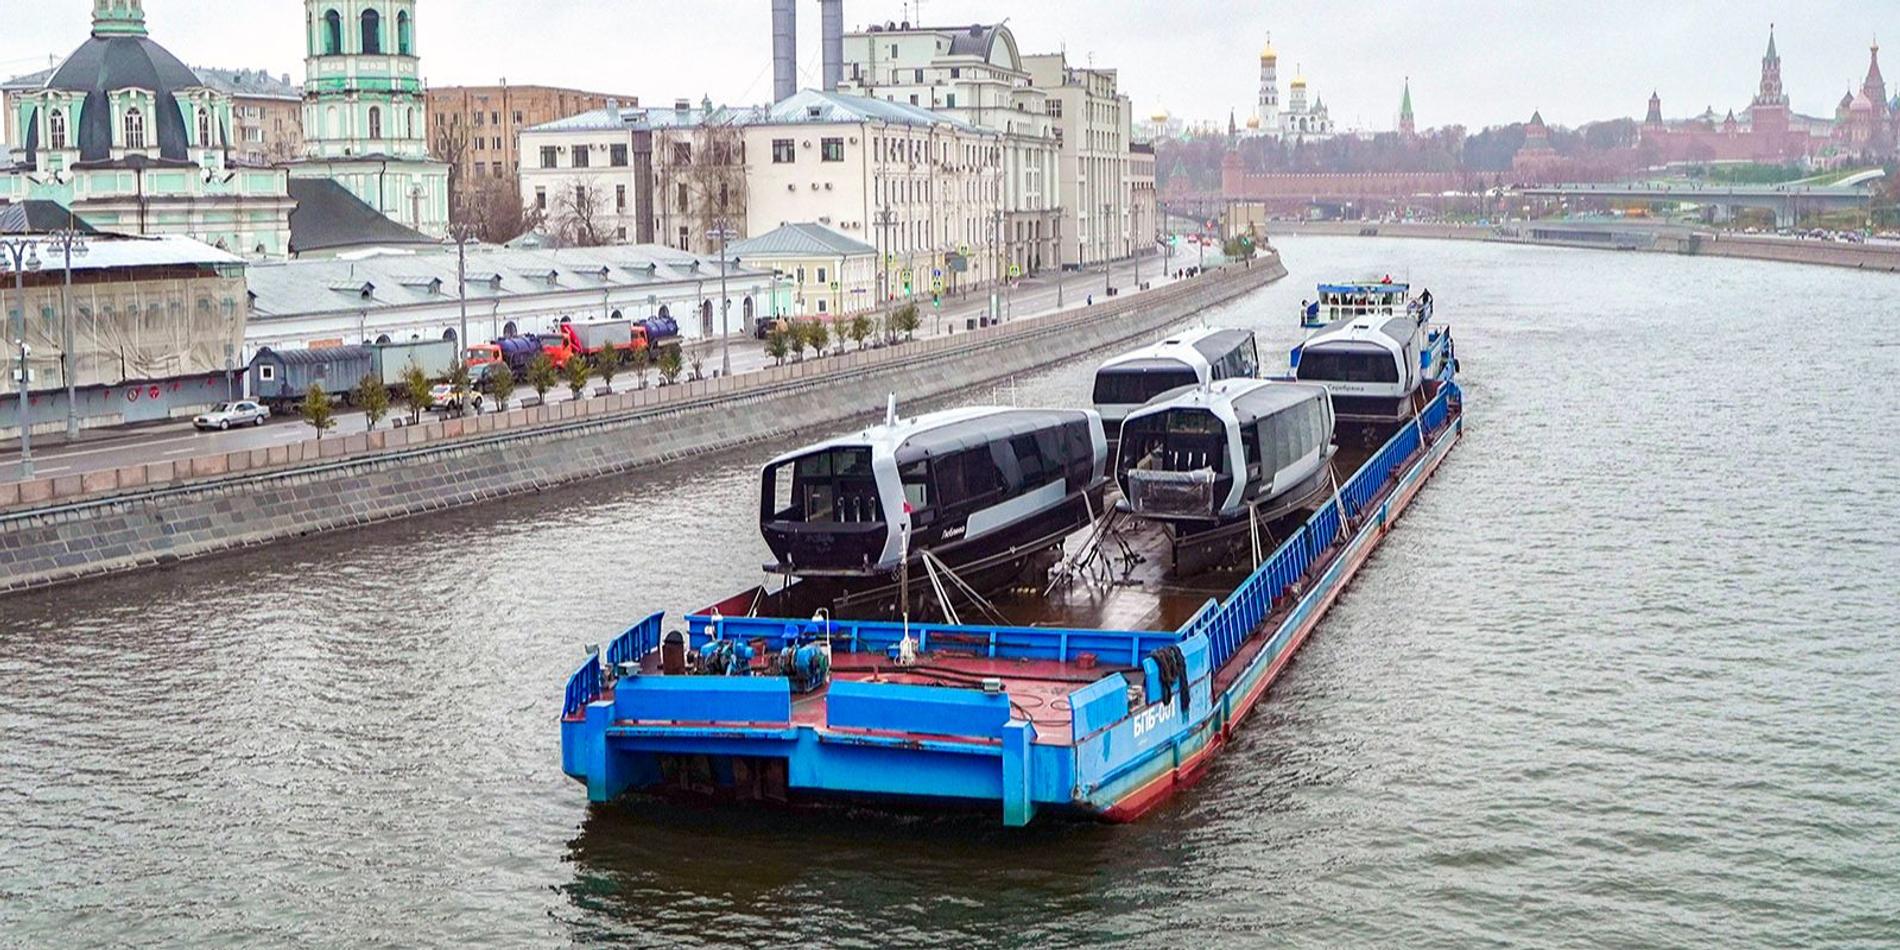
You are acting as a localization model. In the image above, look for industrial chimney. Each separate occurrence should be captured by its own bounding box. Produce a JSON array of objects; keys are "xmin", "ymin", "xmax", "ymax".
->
[
  {"xmin": 820, "ymin": 0, "xmax": 844, "ymax": 93},
  {"xmin": 772, "ymin": 0, "xmax": 797, "ymax": 102}
]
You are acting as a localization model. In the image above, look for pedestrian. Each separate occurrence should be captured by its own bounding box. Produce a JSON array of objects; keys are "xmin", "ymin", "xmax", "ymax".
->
[{"xmin": 1087, "ymin": 294, "xmax": 1094, "ymax": 307}]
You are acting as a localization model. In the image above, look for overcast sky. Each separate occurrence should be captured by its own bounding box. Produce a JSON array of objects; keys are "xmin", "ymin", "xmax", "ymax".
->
[{"xmin": 4, "ymin": 1, "xmax": 1897, "ymax": 131}]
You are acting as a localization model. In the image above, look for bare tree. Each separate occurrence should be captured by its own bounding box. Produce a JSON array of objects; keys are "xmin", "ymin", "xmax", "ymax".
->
[
  {"xmin": 655, "ymin": 115, "xmax": 748, "ymax": 252},
  {"xmin": 553, "ymin": 180, "xmax": 610, "ymax": 247},
  {"xmin": 459, "ymin": 176, "xmax": 542, "ymax": 245},
  {"xmin": 432, "ymin": 115, "xmax": 472, "ymax": 227}
]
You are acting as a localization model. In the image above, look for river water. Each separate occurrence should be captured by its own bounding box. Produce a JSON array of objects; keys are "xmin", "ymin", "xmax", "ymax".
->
[{"xmin": 2, "ymin": 236, "xmax": 1895, "ymax": 948}]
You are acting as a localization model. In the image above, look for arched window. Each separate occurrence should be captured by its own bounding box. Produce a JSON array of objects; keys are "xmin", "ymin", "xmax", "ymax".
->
[
  {"xmin": 502, "ymin": 320, "xmax": 518, "ymax": 336},
  {"xmin": 397, "ymin": 10, "xmax": 412, "ymax": 55},
  {"xmin": 610, "ymin": 309, "xmax": 623, "ymax": 320},
  {"xmin": 325, "ymin": 106, "xmax": 338, "ymax": 139},
  {"xmin": 323, "ymin": 9, "xmax": 342, "ymax": 55},
  {"xmin": 743, "ymin": 297, "xmax": 755, "ymax": 321},
  {"xmin": 47, "ymin": 110, "xmax": 66, "ymax": 149},
  {"xmin": 442, "ymin": 328, "xmax": 457, "ymax": 342},
  {"xmin": 404, "ymin": 108, "xmax": 414, "ymax": 139},
  {"xmin": 197, "ymin": 109, "xmax": 211, "ymax": 146},
  {"xmin": 700, "ymin": 299, "xmax": 713, "ymax": 334},
  {"xmin": 360, "ymin": 9, "xmax": 382, "ymax": 54},
  {"xmin": 657, "ymin": 304, "xmax": 670, "ymax": 319},
  {"xmin": 123, "ymin": 107, "xmax": 146, "ymax": 149},
  {"xmin": 368, "ymin": 107, "xmax": 382, "ymax": 140},
  {"xmin": 375, "ymin": 333, "xmax": 393, "ymax": 344}
]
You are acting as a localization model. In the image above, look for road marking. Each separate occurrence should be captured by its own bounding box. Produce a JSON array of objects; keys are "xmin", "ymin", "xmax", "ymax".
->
[
  {"xmin": 162, "ymin": 448, "xmax": 194, "ymax": 456},
  {"xmin": 35, "ymin": 465, "xmax": 71, "ymax": 474}
]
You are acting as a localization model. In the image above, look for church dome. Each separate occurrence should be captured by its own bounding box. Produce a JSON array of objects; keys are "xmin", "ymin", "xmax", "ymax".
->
[
  {"xmin": 1260, "ymin": 41, "xmax": 1277, "ymax": 61},
  {"xmin": 1245, "ymin": 115, "xmax": 1261, "ymax": 129},
  {"xmin": 1291, "ymin": 74, "xmax": 1307, "ymax": 88},
  {"xmin": 39, "ymin": 0, "xmax": 203, "ymax": 163}
]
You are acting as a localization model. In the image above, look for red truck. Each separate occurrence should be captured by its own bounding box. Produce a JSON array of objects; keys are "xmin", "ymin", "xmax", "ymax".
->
[{"xmin": 552, "ymin": 317, "xmax": 681, "ymax": 362}]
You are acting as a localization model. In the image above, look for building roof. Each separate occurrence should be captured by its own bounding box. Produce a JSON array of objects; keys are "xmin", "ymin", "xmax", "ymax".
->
[
  {"xmin": 247, "ymin": 244, "xmax": 778, "ymax": 318},
  {"xmin": 286, "ymin": 179, "xmax": 438, "ymax": 256},
  {"xmin": 728, "ymin": 222, "xmax": 876, "ymax": 258},
  {"xmin": 0, "ymin": 234, "xmax": 243, "ymax": 276},
  {"xmin": 1, "ymin": 67, "xmax": 55, "ymax": 91},
  {"xmin": 526, "ymin": 102, "xmax": 736, "ymax": 134},
  {"xmin": 41, "ymin": 19, "xmax": 204, "ymax": 162},
  {"xmin": 193, "ymin": 66, "xmax": 300, "ymax": 101},
  {"xmin": 0, "ymin": 200, "xmax": 98, "ymax": 235},
  {"xmin": 753, "ymin": 89, "xmax": 985, "ymax": 133}
]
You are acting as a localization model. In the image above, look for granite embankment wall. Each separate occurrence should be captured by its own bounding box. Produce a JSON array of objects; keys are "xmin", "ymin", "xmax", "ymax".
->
[
  {"xmin": 1275, "ymin": 220, "xmax": 1900, "ymax": 273},
  {"xmin": 0, "ymin": 258, "xmax": 1286, "ymax": 595}
]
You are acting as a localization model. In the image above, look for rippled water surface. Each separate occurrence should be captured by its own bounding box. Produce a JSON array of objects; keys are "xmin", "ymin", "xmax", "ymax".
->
[{"xmin": 3, "ymin": 236, "xmax": 1897, "ymax": 947}]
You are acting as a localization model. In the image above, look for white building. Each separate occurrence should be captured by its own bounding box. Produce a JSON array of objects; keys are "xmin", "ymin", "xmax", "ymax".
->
[
  {"xmin": 840, "ymin": 22, "xmax": 1060, "ymax": 275},
  {"xmin": 244, "ymin": 244, "xmax": 782, "ymax": 354},
  {"xmin": 739, "ymin": 90, "xmax": 1003, "ymax": 304},
  {"xmin": 1022, "ymin": 53, "xmax": 1130, "ymax": 269},
  {"xmin": 517, "ymin": 98, "xmax": 741, "ymax": 251}
]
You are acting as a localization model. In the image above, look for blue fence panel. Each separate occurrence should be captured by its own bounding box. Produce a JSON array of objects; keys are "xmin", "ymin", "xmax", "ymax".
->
[
  {"xmin": 616, "ymin": 676, "xmax": 793, "ymax": 724},
  {"xmin": 606, "ymin": 611, "xmax": 665, "ymax": 671},
  {"xmin": 826, "ymin": 680, "xmax": 1011, "ymax": 739}
]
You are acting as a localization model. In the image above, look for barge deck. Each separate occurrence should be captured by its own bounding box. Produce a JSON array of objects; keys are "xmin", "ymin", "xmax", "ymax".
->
[{"xmin": 563, "ymin": 374, "xmax": 1463, "ymax": 826}]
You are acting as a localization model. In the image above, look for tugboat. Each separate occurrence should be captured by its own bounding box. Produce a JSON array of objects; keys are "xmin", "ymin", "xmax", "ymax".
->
[
  {"xmin": 755, "ymin": 400, "xmax": 1108, "ymax": 615},
  {"xmin": 1299, "ymin": 278, "xmax": 1428, "ymax": 328}
]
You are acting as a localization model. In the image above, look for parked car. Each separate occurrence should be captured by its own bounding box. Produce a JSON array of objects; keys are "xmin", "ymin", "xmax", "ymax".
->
[
  {"xmin": 194, "ymin": 401, "xmax": 269, "ymax": 430},
  {"xmin": 427, "ymin": 383, "xmax": 484, "ymax": 414}
]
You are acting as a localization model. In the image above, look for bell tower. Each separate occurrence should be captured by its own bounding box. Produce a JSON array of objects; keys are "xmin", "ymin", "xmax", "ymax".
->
[
  {"xmin": 1256, "ymin": 34, "xmax": 1279, "ymax": 137},
  {"xmin": 289, "ymin": 0, "xmax": 449, "ymax": 237}
]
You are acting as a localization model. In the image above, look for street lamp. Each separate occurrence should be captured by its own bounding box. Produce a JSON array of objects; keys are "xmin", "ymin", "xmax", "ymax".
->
[
  {"xmin": 1102, "ymin": 202, "xmax": 1114, "ymax": 295},
  {"xmin": 707, "ymin": 220, "xmax": 739, "ymax": 377},
  {"xmin": 2, "ymin": 238, "xmax": 45, "ymax": 478},
  {"xmin": 449, "ymin": 225, "xmax": 476, "ymax": 353}
]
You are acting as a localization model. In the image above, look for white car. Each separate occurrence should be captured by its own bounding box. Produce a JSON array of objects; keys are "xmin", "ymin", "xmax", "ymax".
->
[
  {"xmin": 194, "ymin": 400, "xmax": 269, "ymax": 430},
  {"xmin": 427, "ymin": 383, "xmax": 483, "ymax": 414}
]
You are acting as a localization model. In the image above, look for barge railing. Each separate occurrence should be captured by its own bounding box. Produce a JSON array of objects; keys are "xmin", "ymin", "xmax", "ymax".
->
[
  {"xmin": 1181, "ymin": 380, "xmax": 1459, "ymax": 673},
  {"xmin": 563, "ymin": 611, "xmax": 665, "ymax": 718},
  {"xmin": 683, "ymin": 613, "xmax": 1180, "ymax": 666}
]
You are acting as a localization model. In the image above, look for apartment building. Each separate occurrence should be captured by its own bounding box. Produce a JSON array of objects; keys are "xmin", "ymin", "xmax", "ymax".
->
[
  {"xmin": 840, "ymin": 22, "xmax": 1060, "ymax": 275},
  {"xmin": 1128, "ymin": 142, "xmax": 1157, "ymax": 263},
  {"xmin": 192, "ymin": 68, "xmax": 305, "ymax": 165},
  {"xmin": 741, "ymin": 90, "xmax": 1004, "ymax": 303},
  {"xmin": 516, "ymin": 99, "xmax": 745, "ymax": 252},
  {"xmin": 1023, "ymin": 53, "xmax": 1132, "ymax": 269},
  {"xmin": 428, "ymin": 84, "xmax": 637, "ymax": 191}
]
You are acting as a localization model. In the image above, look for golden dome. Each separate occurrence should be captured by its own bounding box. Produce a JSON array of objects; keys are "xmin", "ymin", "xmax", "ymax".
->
[
  {"xmin": 1151, "ymin": 110, "xmax": 1169, "ymax": 123},
  {"xmin": 1291, "ymin": 75, "xmax": 1307, "ymax": 88},
  {"xmin": 1245, "ymin": 115, "xmax": 1261, "ymax": 129},
  {"xmin": 1260, "ymin": 33, "xmax": 1276, "ymax": 60}
]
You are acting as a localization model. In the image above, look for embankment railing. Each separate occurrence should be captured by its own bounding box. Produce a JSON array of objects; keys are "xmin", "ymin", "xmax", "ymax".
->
[{"xmin": 1182, "ymin": 380, "xmax": 1460, "ymax": 672}]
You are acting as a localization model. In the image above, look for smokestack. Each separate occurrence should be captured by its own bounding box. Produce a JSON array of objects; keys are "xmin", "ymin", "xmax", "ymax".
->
[
  {"xmin": 772, "ymin": 0, "xmax": 798, "ymax": 102},
  {"xmin": 820, "ymin": 0, "xmax": 844, "ymax": 93}
]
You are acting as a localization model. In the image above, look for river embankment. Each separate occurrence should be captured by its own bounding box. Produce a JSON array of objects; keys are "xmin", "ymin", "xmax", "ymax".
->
[
  {"xmin": 0, "ymin": 257, "xmax": 1286, "ymax": 595},
  {"xmin": 1273, "ymin": 219, "xmax": 1900, "ymax": 272}
]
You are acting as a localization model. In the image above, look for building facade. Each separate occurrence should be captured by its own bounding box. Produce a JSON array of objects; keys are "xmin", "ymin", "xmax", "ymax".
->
[
  {"xmin": 290, "ymin": 0, "xmax": 449, "ymax": 237},
  {"xmin": 427, "ymin": 84, "xmax": 638, "ymax": 194},
  {"xmin": 1127, "ymin": 142, "xmax": 1156, "ymax": 261},
  {"xmin": 839, "ymin": 22, "xmax": 1060, "ymax": 275},
  {"xmin": 729, "ymin": 222, "xmax": 877, "ymax": 319},
  {"xmin": 2, "ymin": 0, "xmax": 295, "ymax": 257},
  {"xmin": 517, "ymin": 99, "xmax": 746, "ymax": 252},
  {"xmin": 740, "ymin": 90, "xmax": 1003, "ymax": 303},
  {"xmin": 0, "ymin": 233, "xmax": 251, "ymax": 436},
  {"xmin": 1023, "ymin": 53, "xmax": 1129, "ymax": 269},
  {"xmin": 196, "ymin": 68, "xmax": 304, "ymax": 164}
]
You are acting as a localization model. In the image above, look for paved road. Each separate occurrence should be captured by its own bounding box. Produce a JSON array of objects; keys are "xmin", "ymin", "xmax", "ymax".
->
[{"xmin": 0, "ymin": 251, "xmax": 1224, "ymax": 481}]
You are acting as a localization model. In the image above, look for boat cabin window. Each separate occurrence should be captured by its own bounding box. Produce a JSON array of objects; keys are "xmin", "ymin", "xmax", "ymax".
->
[
  {"xmin": 900, "ymin": 459, "xmax": 930, "ymax": 511},
  {"xmin": 1209, "ymin": 339, "xmax": 1260, "ymax": 381},
  {"xmin": 1093, "ymin": 365, "xmax": 1197, "ymax": 405},
  {"xmin": 1296, "ymin": 344, "xmax": 1399, "ymax": 384},
  {"xmin": 934, "ymin": 447, "xmax": 1006, "ymax": 509},
  {"xmin": 1252, "ymin": 398, "xmax": 1330, "ymax": 473},
  {"xmin": 766, "ymin": 447, "xmax": 883, "ymax": 524},
  {"xmin": 1120, "ymin": 409, "xmax": 1228, "ymax": 477}
]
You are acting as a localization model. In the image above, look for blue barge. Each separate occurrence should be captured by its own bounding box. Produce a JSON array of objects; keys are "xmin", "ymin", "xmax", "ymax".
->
[{"xmin": 560, "ymin": 356, "xmax": 1464, "ymax": 825}]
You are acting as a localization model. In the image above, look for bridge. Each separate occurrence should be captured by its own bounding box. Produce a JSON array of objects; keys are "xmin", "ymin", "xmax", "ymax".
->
[{"xmin": 1515, "ymin": 176, "xmax": 1881, "ymax": 226}]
